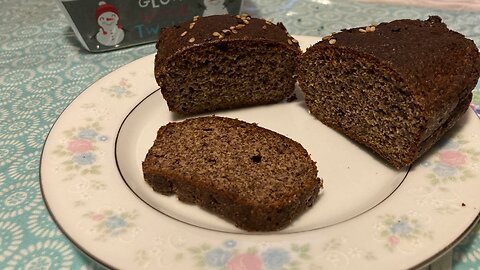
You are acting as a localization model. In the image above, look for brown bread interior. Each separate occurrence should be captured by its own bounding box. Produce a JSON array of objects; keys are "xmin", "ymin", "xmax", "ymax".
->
[
  {"xmin": 300, "ymin": 47, "xmax": 473, "ymax": 168},
  {"xmin": 298, "ymin": 17, "xmax": 480, "ymax": 169},
  {"xmin": 142, "ymin": 116, "xmax": 321, "ymax": 231},
  {"xmin": 159, "ymin": 41, "xmax": 298, "ymax": 115}
]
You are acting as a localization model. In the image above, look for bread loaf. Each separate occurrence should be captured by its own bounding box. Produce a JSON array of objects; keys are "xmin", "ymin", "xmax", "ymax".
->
[
  {"xmin": 298, "ymin": 16, "xmax": 480, "ymax": 169},
  {"xmin": 154, "ymin": 14, "xmax": 301, "ymax": 115},
  {"xmin": 142, "ymin": 116, "xmax": 322, "ymax": 231}
]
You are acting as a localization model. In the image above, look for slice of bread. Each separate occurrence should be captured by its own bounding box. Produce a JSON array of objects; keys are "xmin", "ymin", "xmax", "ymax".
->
[
  {"xmin": 154, "ymin": 14, "xmax": 301, "ymax": 115},
  {"xmin": 142, "ymin": 116, "xmax": 322, "ymax": 231},
  {"xmin": 297, "ymin": 16, "xmax": 480, "ymax": 169}
]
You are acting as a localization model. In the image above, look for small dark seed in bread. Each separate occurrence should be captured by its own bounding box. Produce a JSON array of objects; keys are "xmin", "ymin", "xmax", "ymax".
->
[{"xmin": 142, "ymin": 116, "xmax": 322, "ymax": 231}]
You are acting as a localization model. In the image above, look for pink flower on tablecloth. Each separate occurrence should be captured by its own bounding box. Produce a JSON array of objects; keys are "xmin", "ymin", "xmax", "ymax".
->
[
  {"xmin": 438, "ymin": 150, "xmax": 466, "ymax": 167},
  {"xmin": 67, "ymin": 139, "xmax": 93, "ymax": 153},
  {"xmin": 228, "ymin": 253, "xmax": 262, "ymax": 270},
  {"xmin": 388, "ymin": 235, "xmax": 400, "ymax": 246},
  {"xmin": 92, "ymin": 214, "xmax": 104, "ymax": 221}
]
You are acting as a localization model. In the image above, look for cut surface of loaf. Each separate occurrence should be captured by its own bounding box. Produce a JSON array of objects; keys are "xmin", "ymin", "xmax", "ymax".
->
[
  {"xmin": 298, "ymin": 16, "xmax": 480, "ymax": 169},
  {"xmin": 142, "ymin": 116, "xmax": 321, "ymax": 231},
  {"xmin": 155, "ymin": 14, "xmax": 301, "ymax": 115}
]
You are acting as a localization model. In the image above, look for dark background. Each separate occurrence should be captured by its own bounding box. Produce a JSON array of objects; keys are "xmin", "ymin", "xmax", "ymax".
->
[{"xmin": 61, "ymin": 0, "xmax": 242, "ymax": 52}]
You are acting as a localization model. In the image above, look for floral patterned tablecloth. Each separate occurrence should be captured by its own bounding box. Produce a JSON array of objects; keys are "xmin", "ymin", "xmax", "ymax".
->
[{"xmin": 0, "ymin": 0, "xmax": 479, "ymax": 269}]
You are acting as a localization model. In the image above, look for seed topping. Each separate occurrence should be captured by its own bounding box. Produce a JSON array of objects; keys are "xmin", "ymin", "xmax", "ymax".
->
[
  {"xmin": 322, "ymin": 35, "xmax": 332, "ymax": 41},
  {"xmin": 359, "ymin": 25, "xmax": 376, "ymax": 33}
]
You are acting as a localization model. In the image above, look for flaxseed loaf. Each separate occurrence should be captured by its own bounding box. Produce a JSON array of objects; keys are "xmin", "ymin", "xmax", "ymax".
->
[
  {"xmin": 298, "ymin": 16, "xmax": 480, "ymax": 169},
  {"xmin": 154, "ymin": 14, "xmax": 301, "ymax": 115},
  {"xmin": 142, "ymin": 116, "xmax": 322, "ymax": 231}
]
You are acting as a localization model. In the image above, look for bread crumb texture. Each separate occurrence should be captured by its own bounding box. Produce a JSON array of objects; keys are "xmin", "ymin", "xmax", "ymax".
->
[
  {"xmin": 154, "ymin": 14, "xmax": 301, "ymax": 115},
  {"xmin": 142, "ymin": 116, "xmax": 321, "ymax": 231},
  {"xmin": 298, "ymin": 16, "xmax": 480, "ymax": 169}
]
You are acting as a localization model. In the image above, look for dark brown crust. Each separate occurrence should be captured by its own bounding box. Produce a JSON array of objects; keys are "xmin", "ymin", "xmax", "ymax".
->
[
  {"xmin": 142, "ymin": 116, "xmax": 321, "ymax": 231},
  {"xmin": 414, "ymin": 93, "xmax": 472, "ymax": 162},
  {"xmin": 155, "ymin": 15, "xmax": 300, "ymax": 68},
  {"xmin": 298, "ymin": 16, "xmax": 480, "ymax": 169}
]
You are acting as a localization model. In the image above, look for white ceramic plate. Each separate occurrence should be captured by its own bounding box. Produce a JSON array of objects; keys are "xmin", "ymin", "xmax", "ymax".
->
[{"xmin": 40, "ymin": 36, "xmax": 480, "ymax": 270}]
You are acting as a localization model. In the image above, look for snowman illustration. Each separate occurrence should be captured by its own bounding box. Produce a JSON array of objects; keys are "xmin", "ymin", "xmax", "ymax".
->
[
  {"xmin": 203, "ymin": 0, "xmax": 228, "ymax": 17},
  {"xmin": 95, "ymin": 1, "xmax": 124, "ymax": 46}
]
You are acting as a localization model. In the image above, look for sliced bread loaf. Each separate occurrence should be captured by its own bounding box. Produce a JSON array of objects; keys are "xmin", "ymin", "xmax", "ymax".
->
[
  {"xmin": 154, "ymin": 14, "xmax": 301, "ymax": 115},
  {"xmin": 297, "ymin": 16, "xmax": 480, "ymax": 169},
  {"xmin": 142, "ymin": 116, "xmax": 322, "ymax": 231}
]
